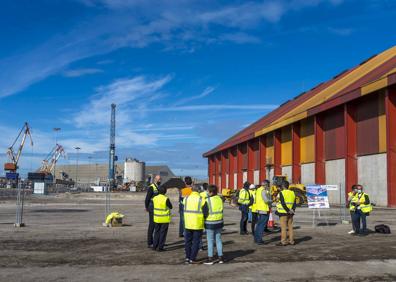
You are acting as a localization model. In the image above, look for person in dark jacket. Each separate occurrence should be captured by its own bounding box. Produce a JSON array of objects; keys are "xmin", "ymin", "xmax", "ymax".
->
[
  {"xmin": 151, "ymin": 185, "xmax": 172, "ymax": 251},
  {"xmin": 204, "ymin": 185, "xmax": 224, "ymax": 265},
  {"xmin": 238, "ymin": 181, "xmax": 252, "ymax": 235},
  {"xmin": 145, "ymin": 174, "xmax": 161, "ymax": 248}
]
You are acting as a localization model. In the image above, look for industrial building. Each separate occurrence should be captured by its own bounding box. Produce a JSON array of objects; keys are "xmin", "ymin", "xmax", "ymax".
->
[
  {"xmin": 55, "ymin": 162, "xmax": 175, "ymax": 185},
  {"xmin": 204, "ymin": 46, "xmax": 396, "ymax": 207}
]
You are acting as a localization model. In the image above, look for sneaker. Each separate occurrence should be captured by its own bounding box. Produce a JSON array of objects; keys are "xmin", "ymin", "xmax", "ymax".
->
[
  {"xmin": 184, "ymin": 258, "xmax": 190, "ymax": 264},
  {"xmin": 147, "ymin": 244, "xmax": 153, "ymax": 248},
  {"xmin": 348, "ymin": 230, "xmax": 355, "ymax": 235},
  {"xmin": 255, "ymin": 241, "xmax": 265, "ymax": 245},
  {"xmin": 189, "ymin": 260, "xmax": 200, "ymax": 265},
  {"xmin": 158, "ymin": 248, "xmax": 166, "ymax": 252},
  {"xmin": 218, "ymin": 256, "xmax": 224, "ymax": 264},
  {"xmin": 203, "ymin": 257, "xmax": 215, "ymax": 265},
  {"xmin": 289, "ymin": 241, "xmax": 295, "ymax": 245},
  {"xmin": 276, "ymin": 242, "xmax": 288, "ymax": 246}
]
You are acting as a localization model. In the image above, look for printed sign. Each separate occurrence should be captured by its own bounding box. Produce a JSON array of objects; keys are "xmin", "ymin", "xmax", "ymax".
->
[
  {"xmin": 306, "ymin": 185, "xmax": 330, "ymax": 209},
  {"xmin": 323, "ymin": 184, "xmax": 338, "ymax": 191}
]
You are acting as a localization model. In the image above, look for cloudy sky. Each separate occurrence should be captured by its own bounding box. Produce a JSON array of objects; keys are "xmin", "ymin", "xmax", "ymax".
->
[{"xmin": 0, "ymin": 0, "xmax": 395, "ymax": 178}]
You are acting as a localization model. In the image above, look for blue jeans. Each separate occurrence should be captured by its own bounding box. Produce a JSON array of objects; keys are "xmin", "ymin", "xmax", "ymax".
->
[
  {"xmin": 239, "ymin": 205, "xmax": 249, "ymax": 234},
  {"xmin": 352, "ymin": 210, "xmax": 367, "ymax": 234},
  {"xmin": 184, "ymin": 229, "xmax": 203, "ymax": 261},
  {"xmin": 254, "ymin": 213, "xmax": 269, "ymax": 243},
  {"xmin": 206, "ymin": 228, "xmax": 223, "ymax": 258}
]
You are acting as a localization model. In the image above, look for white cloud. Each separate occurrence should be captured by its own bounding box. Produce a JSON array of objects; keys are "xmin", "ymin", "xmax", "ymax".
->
[
  {"xmin": 63, "ymin": 68, "xmax": 103, "ymax": 77},
  {"xmin": 173, "ymin": 86, "xmax": 215, "ymax": 106},
  {"xmin": 0, "ymin": 0, "xmax": 345, "ymax": 98}
]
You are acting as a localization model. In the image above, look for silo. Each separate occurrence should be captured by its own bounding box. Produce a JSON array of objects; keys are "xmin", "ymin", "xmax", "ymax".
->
[{"xmin": 124, "ymin": 158, "xmax": 145, "ymax": 183}]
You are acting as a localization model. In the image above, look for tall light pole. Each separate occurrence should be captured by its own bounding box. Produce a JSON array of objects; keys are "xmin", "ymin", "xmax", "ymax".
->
[
  {"xmin": 53, "ymin": 128, "xmax": 61, "ymax": 183},
  {"xmin": 75, "ymin": 147, "xmax": 81, "ymax": 187}
]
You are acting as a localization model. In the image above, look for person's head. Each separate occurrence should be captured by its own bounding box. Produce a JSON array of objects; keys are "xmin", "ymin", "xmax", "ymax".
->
[
  {"xmin": 158, "ymin": 185, "xmax": 167, "ymax": 195},
  {"xmin": 192, "ymin": 184, "xmax": 201, "ymax": 192},
  {"xmin": 249, "ymin": 184, "xmax": 256, "ymax": 190},
  {"xmin": 202, "ymin": 183, "xmax": 208, "ymax": 191},
  {"xmin": 261, "ymin": 180, "xmax": 270, "ymax": 189},
  {"xmin": 243, "ymin": 181, "xmax": 251, "ymax": 190},
  {"xmin": 281, "ymin": 180, "xmax": 289, "ymax": 190},
  {"xmin": 208, "ymin": 185, "xmax": 218, "ymax": 196},
  {"xmin": 352, "ymin": 184, "xmax": 363, "ymax": 194},
  {"xmin": 154, "ymin": 175, "xmax": 161, "ymax": 185},
  {"xmin": 184, "ymin": 176, "xmax": 193, "ymax": 186}
]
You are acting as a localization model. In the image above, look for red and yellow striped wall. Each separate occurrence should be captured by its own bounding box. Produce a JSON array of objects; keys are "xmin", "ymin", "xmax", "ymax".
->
[{"xmin": 204, "ymin": 45, "xmax": 396, "ymax": 207}]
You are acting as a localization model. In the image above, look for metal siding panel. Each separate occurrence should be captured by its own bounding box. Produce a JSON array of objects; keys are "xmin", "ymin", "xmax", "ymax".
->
[
  {"xmin": 356, "ymin": 94, "xmax": 380, "ymax": 155},
  {"xmin": 324, "ymin": 106, "xmax": 345, "ymax": 160},
  {"xmin": 266, "ymin": 133, "xmax": 274, "ymax": 164},
  {"xmin": 379, "ymin": 91, "xmax": 387, "ymax": 153},
  {"xmin": 281, "ymin": 126, "xmax": 292, "ymax": 165},
  {"xmin": 300, "ymin": 117, "xmax": 315, "ymax": 163}
]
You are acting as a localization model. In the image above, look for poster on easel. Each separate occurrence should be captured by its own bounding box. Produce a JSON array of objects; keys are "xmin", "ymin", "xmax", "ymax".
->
[{"xmin": 306, "ymin": 185, "xmax": 330, "ymax": 209}]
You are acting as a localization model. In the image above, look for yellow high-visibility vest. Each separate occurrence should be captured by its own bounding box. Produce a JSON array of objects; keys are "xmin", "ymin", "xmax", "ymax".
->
[
  {"xmin": 350, "ymin": 192, "xmax": 372, "ymax": 213},
  {"xmin": 150, "ymin": 183, "xmax": 159, "ymax": 195},
  {"xmin": 183, "ymin": 192, "xmax": 205, "ymax": 230},
  {"xmin": 152, "ymin": 194, "xmax": 171, "ymax": 223},
  {"xmin": 238, "ymin": 189, "xmax": 250, "ymax": 205},
  {"xmin": 249, "ymin": 189, "xmax": 257, "ymax": 212},
  {"xmin": 200, "ymin": 191, "xmax": 209, "ymax": 200},
  {"xmin": 255, "ymin": 187, "xmax": 270, "ymax": 214},
  {"xmin": 276, "ymin": 190, "xmax": 295, "ymax": 214},
  {"xmin": 205, "ymin": 195, "xmax": 223, "ymax": 224}
]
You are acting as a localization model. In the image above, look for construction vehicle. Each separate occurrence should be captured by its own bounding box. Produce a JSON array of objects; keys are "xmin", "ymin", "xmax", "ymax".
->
[
  {"xmin": 4, "ymin": 122, "xmax": 33, "ymax": 174},
  {"xmin": 271, "ymin": 175, "xmax": 307, "ymax": 206},
  {"xmin": 38, "ymin": 144, "xmax": 66, "ymax": 175}
]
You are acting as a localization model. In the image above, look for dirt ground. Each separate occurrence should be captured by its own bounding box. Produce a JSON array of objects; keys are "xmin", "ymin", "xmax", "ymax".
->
[{"xmin": 1, "ymin": 189, "xmax": 396, "ymax": 282}]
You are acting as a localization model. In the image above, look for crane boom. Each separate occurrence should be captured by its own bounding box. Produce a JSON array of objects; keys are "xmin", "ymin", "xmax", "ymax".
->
[
  {"xmin": 5, "ymin": 122, "xmax": 33, "ymax": 172},
  {"xmin": 39, "ymin": 144, "xmax": 66, "ymax": 174}
]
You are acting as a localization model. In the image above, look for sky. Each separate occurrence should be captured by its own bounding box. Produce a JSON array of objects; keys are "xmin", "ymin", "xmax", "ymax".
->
[{"xmin": 0, "ymin": 0, "xmax": 395, "ymax": 179}]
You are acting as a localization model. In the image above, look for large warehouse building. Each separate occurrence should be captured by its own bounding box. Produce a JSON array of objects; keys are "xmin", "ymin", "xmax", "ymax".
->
[{"xmin": 203, "ymin": 46, "xmax": 396, "ymax": 207}]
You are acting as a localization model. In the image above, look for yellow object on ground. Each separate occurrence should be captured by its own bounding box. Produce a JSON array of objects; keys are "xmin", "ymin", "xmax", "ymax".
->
[{"xmin": 105, "ymin": 212, "xmax": 125, "ymax": 227}]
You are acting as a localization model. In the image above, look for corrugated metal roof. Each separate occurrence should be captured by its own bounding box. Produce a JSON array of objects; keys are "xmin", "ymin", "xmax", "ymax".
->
[{"xmin": 203, "ymin": 45, "xmax": 396, "ymax": 157}]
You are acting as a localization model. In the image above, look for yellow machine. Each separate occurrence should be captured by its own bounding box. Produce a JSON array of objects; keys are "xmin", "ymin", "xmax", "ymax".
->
[
  {"xmin": 271, "ymin": 175, "xmax": 307, "ymax": 206},
  {"xmin": 221, "ymin": 188, "xmax": 233, "ymax": 203}
]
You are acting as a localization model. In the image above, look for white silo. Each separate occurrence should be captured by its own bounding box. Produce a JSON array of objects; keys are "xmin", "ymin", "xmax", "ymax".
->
[{"xmin": 124, "ymin": 158, "xmax": 145, "ymax": 183}]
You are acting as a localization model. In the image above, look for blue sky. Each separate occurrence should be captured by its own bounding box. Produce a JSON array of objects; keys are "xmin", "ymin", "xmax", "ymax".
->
[{"xmin": 0, "ymin": 0, "xmax": 395, "ymax": 178}]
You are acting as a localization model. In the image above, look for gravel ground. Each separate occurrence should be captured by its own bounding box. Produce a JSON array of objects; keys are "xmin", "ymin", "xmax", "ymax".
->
[{"xmin": 1, "ymin": 190, "xmax": 395, "ymax": 281}]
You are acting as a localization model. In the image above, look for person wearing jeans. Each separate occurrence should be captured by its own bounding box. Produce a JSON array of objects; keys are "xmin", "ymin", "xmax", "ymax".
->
[
  {"xmin": 204, "ymin": 185, "xmax": 224, "ymax": 265},
  {"xmin": 254, "ymin": 181, "xmax": 272, "ymax": 244},
  {"xmin": 238, "ymin": 182, "xmax": 252, "ymax": 235}
]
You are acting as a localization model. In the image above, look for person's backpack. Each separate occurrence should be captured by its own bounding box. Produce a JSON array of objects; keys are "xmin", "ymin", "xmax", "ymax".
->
[{"xmin": 375, "ymin": 224, "xmax": 391, "ymax": 234}]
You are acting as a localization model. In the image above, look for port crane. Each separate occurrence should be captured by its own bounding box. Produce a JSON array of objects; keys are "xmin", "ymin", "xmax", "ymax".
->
[
  {"xmin": 38, "ymin": 144, "xmax": 66, "ymax": 174},
  {"xmin": 4, "ymin": 122, "xmax": 33, "ymax": 173}
]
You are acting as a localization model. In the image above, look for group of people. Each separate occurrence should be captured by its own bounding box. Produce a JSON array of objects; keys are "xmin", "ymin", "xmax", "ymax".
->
[
  {"xmin": 144, "ymin": 174, "xmax": 373, "ymax": 265},
  {"xmin": 145, "ymin": 175, "xmax": 225, "ymax": 265},
  {"xmin": 238, "ymin": 180, "xmax": 296, "ymax": 246}
]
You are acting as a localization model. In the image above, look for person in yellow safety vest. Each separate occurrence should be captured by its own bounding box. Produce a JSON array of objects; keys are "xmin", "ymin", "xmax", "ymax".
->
[
  {"xmin": 200, "ymin": 183, "xmax": 209, "ymax": 200},
  {"xmin": 238, "ymin": 181, "xmax": 253, "ymax": 235},
  {"xmin": 347, "ymin": 186, "xmax": 359, "ymax": 235},
  {"xmin": 248, "ymin": 184, "xmax": 257, "ymax": 235},
  {"xmin": 275, "ymin": 181, "xmax": 296, "ymax": 246},
  {"xmin": 151, "ymin": 186, "xmax": 173, "ymax": 251},
  {"xmin": 183, "ymin": 184, "xmax": 209, "ymax": 264},
  {"xmin": 253, "ymin": 180, "xmax": 273, "ymax": 245},
  {"xmin": 349, "ymin": 184, "xmax": 372, "ymax": 236},
  {"xmin": 179, "ymin": 176, "xmax": 193, "ymax": 238},
  {"xmin": 145, "ymin": 175, "xmax": 161, "ymax": 248},
  {"xmin": 203, "ymin": 185, "xmax": 225, "ymax": 265}
]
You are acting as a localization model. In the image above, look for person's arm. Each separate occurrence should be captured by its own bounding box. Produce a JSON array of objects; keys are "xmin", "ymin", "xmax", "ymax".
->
[
  {"xmin": 202, "ymin": 202, "xmax": 209, "ymax": 218},
  {"xmin": 262, "ymin": 190, "xmax": 272, "ymax": 204},
  {"xmin": 291, "ymin": 194, "xmax": 297, "ymax": 211},
  {"xmin": 145, "ymin": 187, "xmax": 153, "ymax": 210},
  {"xmin": 279, "ymin": 192, "xmax": 290, "ymax": 213},
  {"xmin": 166, "ymin": 198, "xmax": 173, "ymax": 209},
  {"xmin": 149, "ymin": 199, "xmax": 154, "ymax": 213}
]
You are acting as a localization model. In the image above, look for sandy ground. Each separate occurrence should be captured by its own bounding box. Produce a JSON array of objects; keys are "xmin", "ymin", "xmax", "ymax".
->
[{"xmin": 1, "ymin": 189, "xmax": 396, "ymax": 282}]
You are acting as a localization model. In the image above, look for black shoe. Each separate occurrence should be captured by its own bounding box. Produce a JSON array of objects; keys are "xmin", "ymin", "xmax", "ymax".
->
[
  {"xmin": 179, "ymin": 234, "xmax": 184, "ymax": 238},
  {"xmin": 255, "ymin": 241, "xmax": 265, "ymax": 245},
  {"xmin": 203, "ymin": 257, "xmax": 215, "ymax": 265},
  {"xmin": 276, "ymin": 242, "xmax": 287, "ymax": 246},
  {"xmin": 148, "ymin": 244, "xmax": 153, "ymax": 248},
  {"xmin": 158, "ymin": 248, "xmax": 166, "ymax": 252},
  {"xmin": 189, "ymin": 260, "xmax": 200, "ymax": 265},
  {"xmin": 218, "ymin": 256, "xmax": 224, "ymax": 264},
  {"xmin": 184, "ymin": 258, "xmax": 190, "ymax": 265}
]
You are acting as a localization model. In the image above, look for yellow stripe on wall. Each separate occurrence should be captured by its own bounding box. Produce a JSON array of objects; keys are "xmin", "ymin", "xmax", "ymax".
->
[
  {"xmin": 281, "ymin": 126, "xmax": 292, "ymax": 166},
  {"xmin": 300, "ymin": 117, "xmax": 315, "ymax": 163}
]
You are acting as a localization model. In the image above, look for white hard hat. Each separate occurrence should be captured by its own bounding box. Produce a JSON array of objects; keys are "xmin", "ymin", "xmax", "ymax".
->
[{"xmin": 249, "ymin": 184, "xmax": 256, "ymax": 189}]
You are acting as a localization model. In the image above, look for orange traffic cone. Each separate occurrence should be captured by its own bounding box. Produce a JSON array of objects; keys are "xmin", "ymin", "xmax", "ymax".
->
[{"xmin": 267, "ymin": 209, "xmax": 274, "ymax": 228}]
